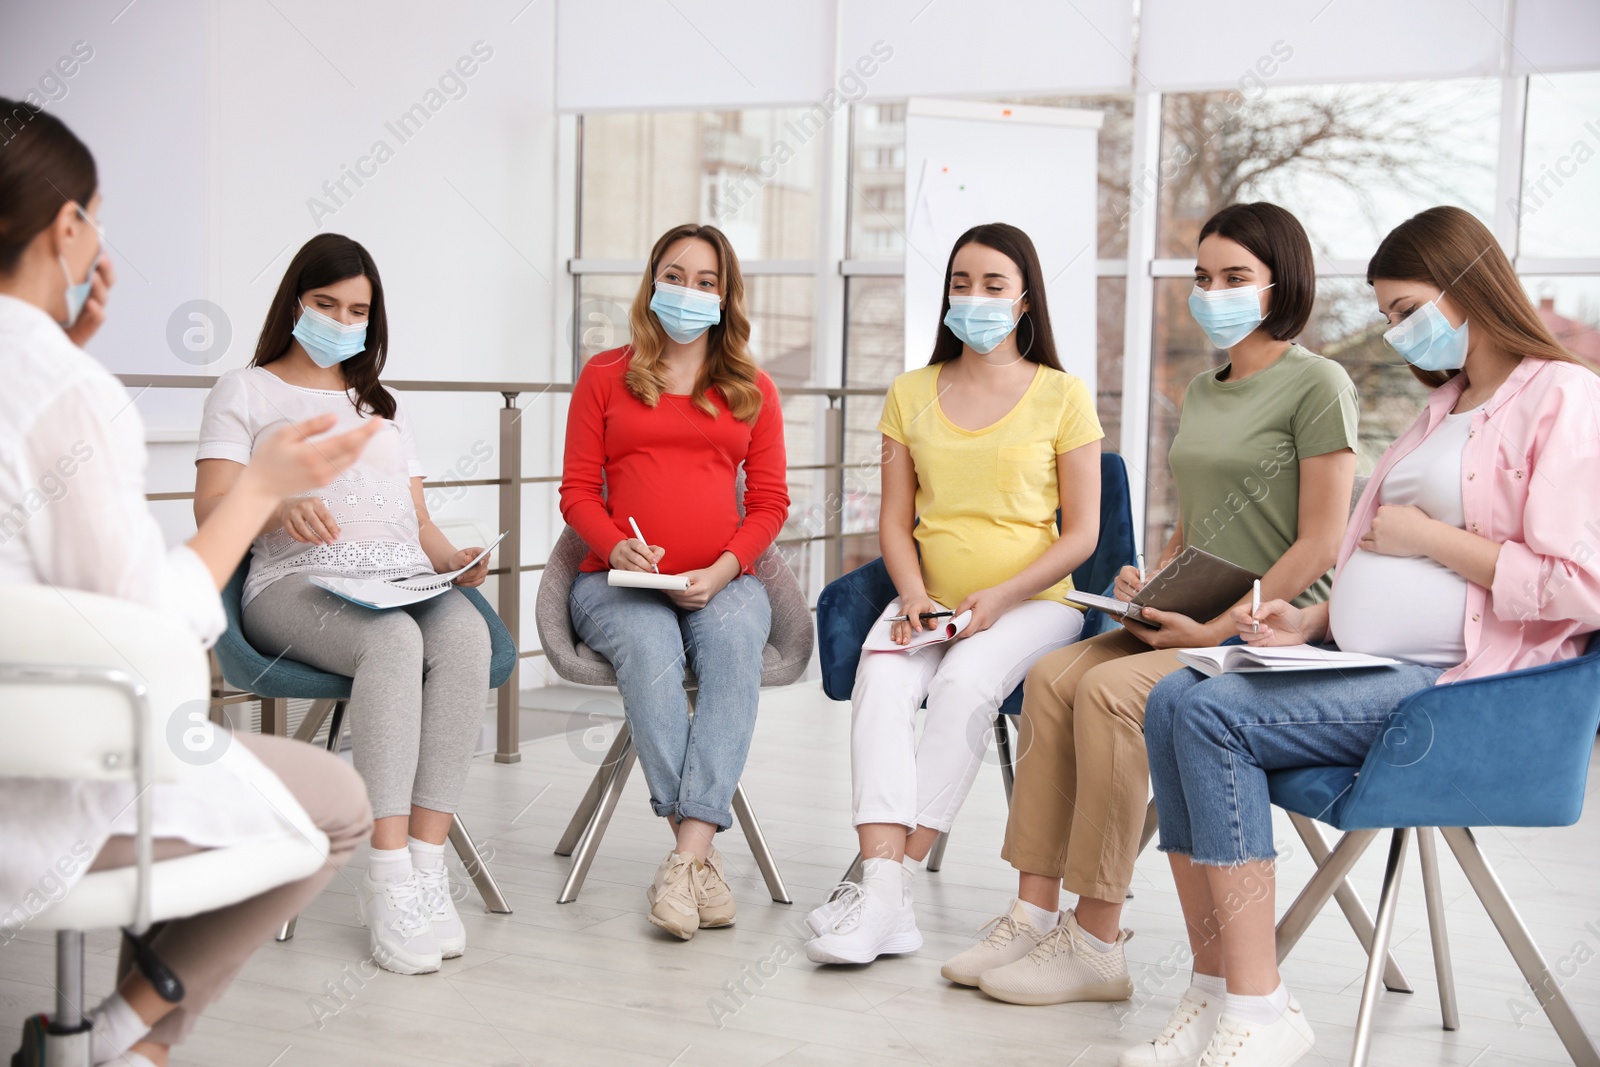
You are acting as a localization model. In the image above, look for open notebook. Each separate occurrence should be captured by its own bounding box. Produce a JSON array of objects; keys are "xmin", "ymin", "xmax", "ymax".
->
[
  {"xmin": 1176, "ymin": 643, "xmax": 1400, "ymax": 677},
  {"xmin": 861, "ymin": 599, "xmax": 974, "ymax": 652},
  {"xmin": 1064, "ymin": 546, "xmax": 1260, "ymax": 628},
  {"xmin": 309, "ymin": 532, "xmax": 507, "ymax": 610}
]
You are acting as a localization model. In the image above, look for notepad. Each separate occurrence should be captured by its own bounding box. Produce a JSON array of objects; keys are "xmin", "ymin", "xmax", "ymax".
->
[
  {"xmin": 1176, "ymin": 644, "xmax": 1401, "ymax": 677},
  {"xmin": 1064, "ymin": 546, "xmax": 1261, "ymax": 628},
  {"xmin": 308, "ymin": 532, "xmax": 507, "ymax": 610},
  {"xmin": 861, "ymin": 599, "xmax": 975, "ymax": 652},
  {"xmin": 606, "ymin": 570, "xmax": 691, "ymax": 591}
]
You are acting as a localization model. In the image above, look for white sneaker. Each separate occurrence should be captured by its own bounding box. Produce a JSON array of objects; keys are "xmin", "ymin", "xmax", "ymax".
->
[
  {"xmin": 646, "ymin": 852, "xmax": 700, "ymax": 940},
  {"xmin": 1198, "ymin": 1002, "xmax": 1315, "ymax": 1067},
  {"xmin": 940, "ymin": 898, "xmax": 1048, "ymax": 986},
  {"xmin": 356, "ymin": 871, "xmax": 441, "ymax": 975},
  {"xmin": 978, "ymin": 909, "xmax": 1134, "ymax": 1005},
  {"xmin": 805, "ymin": 859, "xmax": 922, "ymax": 965},
  {"xmin": 1119, "ymin": 986, "xmax": 1224, "ymax": 1066},
  {"xmin": 416, "ymin": 863, "xmax": 465, "ymax": 959},
  {"xmin": 806, "ymin": 880, "xmax": 863, "ymax": 937}
]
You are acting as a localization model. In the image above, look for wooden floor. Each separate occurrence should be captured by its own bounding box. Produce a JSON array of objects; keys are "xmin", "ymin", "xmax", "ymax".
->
[{"xmin": 4, "ymin": 682, "xmax": 1597, "ymax": 1066}]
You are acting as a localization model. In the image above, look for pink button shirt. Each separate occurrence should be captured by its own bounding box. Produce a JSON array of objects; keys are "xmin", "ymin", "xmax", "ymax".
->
[{"xmin": 1333, "ymin": 357, "xmax": 1600, "ymax": 684}]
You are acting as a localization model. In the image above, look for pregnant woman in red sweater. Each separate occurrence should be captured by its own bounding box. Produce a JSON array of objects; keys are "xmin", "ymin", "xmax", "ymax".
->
[{"xmin": 560, "ymin": 223, "xmax": 789, "ymax": 940}]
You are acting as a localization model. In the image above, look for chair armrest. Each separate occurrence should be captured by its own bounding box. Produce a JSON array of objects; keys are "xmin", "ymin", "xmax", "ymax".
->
[{"xmin": 1341, "ymin": 651, "xmax": 1600, "ymax": 829}]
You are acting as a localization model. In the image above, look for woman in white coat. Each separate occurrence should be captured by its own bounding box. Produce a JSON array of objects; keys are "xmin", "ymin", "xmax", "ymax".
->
[{"xmin": 0, "ymin": 100, "xmax": 378, "ymax": 1067}]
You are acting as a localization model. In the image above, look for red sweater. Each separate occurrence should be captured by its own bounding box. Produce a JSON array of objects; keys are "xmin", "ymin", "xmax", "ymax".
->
[{"xmin": 560, "ymin": 347, "xmax": 790, "ymax": 575}]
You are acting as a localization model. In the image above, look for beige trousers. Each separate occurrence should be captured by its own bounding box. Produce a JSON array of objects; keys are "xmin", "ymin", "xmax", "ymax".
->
[
  {"xmin": 88, "ymin": 732, "xmax": 372, "ymax": 1047},
  {"xmin": 1000, "ymin": 628, "xmax": 1184, "ymax": 902}
]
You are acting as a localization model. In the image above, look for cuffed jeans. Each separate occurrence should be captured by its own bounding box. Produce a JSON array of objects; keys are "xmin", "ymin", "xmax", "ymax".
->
[
  {"xmin": 570, "ymin": 571, "xmax": 771, "ymax": 829},
  {"xmin": 1144, "ymin": 660, "xmax": 1443, "ymax": 867}
]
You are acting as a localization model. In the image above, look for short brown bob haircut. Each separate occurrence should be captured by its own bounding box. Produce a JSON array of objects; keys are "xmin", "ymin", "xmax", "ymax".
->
[{"xmin": 1197, "ymin": 202, "xmax": 1316, "ymax": 341}]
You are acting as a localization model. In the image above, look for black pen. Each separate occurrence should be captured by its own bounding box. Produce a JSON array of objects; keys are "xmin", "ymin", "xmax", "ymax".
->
[{"xmin": 887, "ymin": 610, "xmax": 956, "ymax": 623}]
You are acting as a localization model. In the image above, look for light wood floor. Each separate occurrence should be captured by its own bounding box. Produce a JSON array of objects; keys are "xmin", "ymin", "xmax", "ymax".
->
[{"xmin": 4, "ymin": 683, "xmax": 1597, "ymax": 1066}]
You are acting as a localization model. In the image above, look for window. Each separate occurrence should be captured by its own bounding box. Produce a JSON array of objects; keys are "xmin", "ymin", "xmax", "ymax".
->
[{"xmin": 1519, "ymin": 72, "xmax": 1600, "ymax": 258}]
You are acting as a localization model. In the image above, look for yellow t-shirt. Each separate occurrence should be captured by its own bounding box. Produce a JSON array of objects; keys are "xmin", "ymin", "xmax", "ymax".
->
[{"xmin": 878, "ymin": 362, "xmax": 1103, "ymax": 609}]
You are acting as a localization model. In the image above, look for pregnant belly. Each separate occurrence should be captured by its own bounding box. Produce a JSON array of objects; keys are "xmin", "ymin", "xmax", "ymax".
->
[{"xmin": 1329, "ymin": 549, "xmax": 1468, "ymax": 668}]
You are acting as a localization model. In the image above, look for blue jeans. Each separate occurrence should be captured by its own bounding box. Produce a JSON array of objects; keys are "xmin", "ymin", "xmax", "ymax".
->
[
  {"xmin": 569, "ymin": 571, "xmax": 771, "ymax": 829},
  {"xmin": 1144, "ymin": 660, "xmax": 1443, "ymax": 867}
]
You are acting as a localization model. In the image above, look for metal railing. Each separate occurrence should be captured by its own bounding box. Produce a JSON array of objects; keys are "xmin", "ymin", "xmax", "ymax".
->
[{"xmin": 121, "ymin": 374, "xmax": 887, "ymax": 763}]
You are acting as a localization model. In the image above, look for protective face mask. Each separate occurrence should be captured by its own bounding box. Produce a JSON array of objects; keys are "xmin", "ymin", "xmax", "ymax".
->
[
  {"xmin": 649, "ymin": 281, "xmax": 722, "ymax": 343},
  {"xmin": 293, "ymin": 301, "xmax": 369, "ymax": 367},
  {"xmin": 58, "ymin": 204, "xmax": 101, "ymax": 330},
  {"xmin": 944, "ymin": 292, "xmax": 1025, "ymax": 355},
  {"xmin": 1188, "ymin": 283, "xmax": 1274, "ymax": 350},
  {"xmin": 1383, "ymin": 298, "xmax": 1469, "ymax": 372}
]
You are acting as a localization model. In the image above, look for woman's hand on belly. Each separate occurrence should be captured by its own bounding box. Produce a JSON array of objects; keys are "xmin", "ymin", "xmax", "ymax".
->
[
  {"xmin": 953, "ymin": 585, "xmax": 1023, "ymax": 640},
  {"xmin": 279, "ymin": 496, "xmax": 340, "ymax": 546},
  {"xmin": 1359, "ymin": 504, "xmax": 1436, "ymax": 558}
]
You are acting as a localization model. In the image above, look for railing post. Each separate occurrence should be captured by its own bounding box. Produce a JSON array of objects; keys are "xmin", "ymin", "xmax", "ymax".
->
[
  {"xmin": 495, "ymin": 392, "xmax": 523, "ymax": 764},
  {"xmin": 824, "ymin": 399, "xmax": 844, "ymax": 585}
]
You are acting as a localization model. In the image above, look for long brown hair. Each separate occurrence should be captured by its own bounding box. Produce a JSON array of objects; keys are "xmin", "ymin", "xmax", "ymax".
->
[
  {"xmin": 929, "ymin": 223, "xmax": 1062, "ymax": 370},
  {"xmin": 1367, "ymin": 206, "xmax": 1583, "ymax": 388},
  {"xmin": 0, "ymin": 97, "xmax": 97, "ymax": 274},
  {"xmin": 625, "ymin": 224, "xmax": 762, "ymax": 422},
  {"xmin": 252, "ymin": 233, "xmax": 394, "ymax": 419}
]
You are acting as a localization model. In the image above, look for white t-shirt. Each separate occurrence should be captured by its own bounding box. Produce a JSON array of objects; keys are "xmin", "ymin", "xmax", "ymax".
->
[
  {"xmin": 1330, "ymin": 409, "xmax": 1474, "ymax": 667},
  {"xmin": 196, "ymin": 366, "xmax": 431, "ymax": 606}
]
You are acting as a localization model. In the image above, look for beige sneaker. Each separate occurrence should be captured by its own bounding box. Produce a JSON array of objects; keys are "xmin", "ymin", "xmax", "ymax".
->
[
  {"xmin": 978, "ymin": 909, "xmax": 1134, "ymax": 1005},
  {"xmin": 940, "ymin": 898, "xmax": 1048, "ymax": 986},
  {"xmin": 695, "ymin": 847, "xmax": 737, "ymax": 928},
  {"xmin": 646, "ymin": 852, "xmax": 699, "ymax": 940}
]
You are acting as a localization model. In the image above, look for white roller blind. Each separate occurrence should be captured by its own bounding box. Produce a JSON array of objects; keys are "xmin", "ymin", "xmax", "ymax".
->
[
  {"xmin": 1140, "ymin": 0, "xmax": 1507, "ymax": 92},
  {"xmin": 839, "ymin": 0, "xmax": 1136, "ymax": 98},
  {"xmin": 1513, "ymin": 0, "xmax": 1600, "ymax": 74},
  {"xmin": 555, "ymin": 0, "xmax": 835, "ymax": 112}
]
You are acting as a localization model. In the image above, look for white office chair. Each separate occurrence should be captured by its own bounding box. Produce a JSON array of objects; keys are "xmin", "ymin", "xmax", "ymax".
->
[{"xmin": 0, "ymin": 585, "xmax": 329, "ymax": 1067}]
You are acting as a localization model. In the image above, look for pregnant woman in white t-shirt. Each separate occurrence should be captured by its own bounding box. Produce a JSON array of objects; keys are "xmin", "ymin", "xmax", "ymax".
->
[{"xmin": 194, "ymin": 235, "xmax": 493, "ymax": 976}]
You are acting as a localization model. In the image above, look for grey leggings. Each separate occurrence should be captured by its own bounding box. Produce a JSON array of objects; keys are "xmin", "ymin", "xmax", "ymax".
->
[{"xmin": 243, "ymin": 577, "xmax": 491, "ymax": 819}]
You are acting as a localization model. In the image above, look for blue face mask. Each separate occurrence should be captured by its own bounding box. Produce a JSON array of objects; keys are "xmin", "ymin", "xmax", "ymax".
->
[
  {"xmin": 1384, "ymin": 298, "xmax": 1469, "ymax": 372},
  {"xmin": 59, "ymin": 204, "xmax": 101, "ymax": 329},
  {"xmin": 293, "ymin": 301, "xmax": 369, "ymax": 367},
  {"xmin": 1188, "ymin": 283, "xmax": 1273, "ymax": 350},
  {"xmin": 649, "ymin": 281, "xmax": 721, "ymax": 343},
  {"xmin": 944, "ymin": 292, "xmax": 1025, "ymax": 354}
]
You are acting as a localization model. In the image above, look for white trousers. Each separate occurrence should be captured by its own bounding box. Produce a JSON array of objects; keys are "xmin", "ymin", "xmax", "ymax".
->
[{"xmin": 850, "ymin": 598, "xmax": 1084, "ymax": 832}]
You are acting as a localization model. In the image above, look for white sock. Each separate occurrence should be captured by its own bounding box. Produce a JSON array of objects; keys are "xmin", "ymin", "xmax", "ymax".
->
[
  {"xmin": 367, "ymin": 844, "xmax": 413, "ymax": 883},
  {"xmin": 862, "ymin": 857, "xmax": 909, "ymax": 904},
  {"xmin": 120, "ymin": 1054, "xmax": 159, "ymax": 1067},
  {"xmin": 1191, "ymin": 971, "xmax": 1227, "ymax": 998},
  {"xmin": 1018, "ymin": 899, "xmax": 1058, "ymax": 932},
  {"xmin": 407, "ymin": 835, "xmax": 446, "ymax": 871},
  {"xmin": 1224, "ymin": 980, "xmax": 1290, "ymax": 1025},
  {"xmin": 88, "ymin": 992, "xmax": 149, "ymax": 1064},
  {"xmin": 1077, "ymin": 925, "xmax": 1117, "ymax": 953}
]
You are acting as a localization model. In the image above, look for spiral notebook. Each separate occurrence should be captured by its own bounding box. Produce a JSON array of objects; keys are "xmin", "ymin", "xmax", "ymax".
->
[{"xmin": 308, "ymin": 532, "xmax": 506, "ymax": 609}]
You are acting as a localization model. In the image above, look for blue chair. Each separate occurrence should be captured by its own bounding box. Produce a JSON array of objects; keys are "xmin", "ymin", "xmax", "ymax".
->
[
  {"xmin": 816, "ymin": 451, "xmax": 1138, "ymax": 874},
  {"xmin": 212, "ymin": 565, "xmax": 520, "ymax": 936},
  {"xmin": 1270, "ymin": 637, "xmax": 1600, "ymax": 1067}
]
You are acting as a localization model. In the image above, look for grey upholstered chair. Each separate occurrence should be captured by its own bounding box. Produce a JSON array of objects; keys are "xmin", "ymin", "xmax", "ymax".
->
[{"xmin": 534, "ymin": 525, "xmax": 814, "ymax": 904}]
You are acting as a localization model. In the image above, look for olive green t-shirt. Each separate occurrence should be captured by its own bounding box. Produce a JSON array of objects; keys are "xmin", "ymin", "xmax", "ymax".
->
[{"xmin": 1168, "ymin": 344, "xmax": 1359, "ymax": 607}]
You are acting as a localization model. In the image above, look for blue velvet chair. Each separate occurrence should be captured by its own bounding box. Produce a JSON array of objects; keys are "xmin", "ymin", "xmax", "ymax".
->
[
  {"xmin": 212, "ymin": 565, "xmax": 519, "ymax": 935},
  {"xmin": 816, "ymin": 451, "xmax": 1138, "ymax": 874},
  {"xmin": 1270, "ymin": 636, "xmax": 1600, "ymax": 1067}
]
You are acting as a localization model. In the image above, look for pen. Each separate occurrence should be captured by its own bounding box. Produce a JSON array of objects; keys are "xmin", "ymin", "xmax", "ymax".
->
[
  {"xmin": 888, "ymin": 610, "xmax": 955, "ymax": 623},
  {"xmin": 1137, "ymin": 553, "xmax": 1145, "ymax": 584},
  {"xmin": 1251, "ymin": 579, "xmax": 1261, "ymax": 634},
  {"xmin": 627, "ymin": 516, "xmax": 659, "ymax": 574}
]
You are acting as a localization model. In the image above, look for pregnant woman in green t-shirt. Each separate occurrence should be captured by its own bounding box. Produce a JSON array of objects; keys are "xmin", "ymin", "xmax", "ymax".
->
[{"xmin": 946, "ymin": 203, "xmax": 1361, "ymax": 1011}]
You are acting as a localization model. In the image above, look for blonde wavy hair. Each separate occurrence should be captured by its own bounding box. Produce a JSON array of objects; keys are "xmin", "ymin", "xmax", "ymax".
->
[{"xmin": 625, "ymin": 224, "xmax": 763, "ymax": 422}]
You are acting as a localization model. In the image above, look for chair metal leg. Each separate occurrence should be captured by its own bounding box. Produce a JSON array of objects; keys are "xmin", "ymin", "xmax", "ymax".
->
[
  {"xmin": 449, "ymin": 813, "xmax": 511, "ymax": 914},
  {"xmin": 842, "ymin": 851, "xmax": 864, "ymax": 886},
  {"xmin": 1440, "ymin": 827, "xmax": 1600, "ymax": 1067},
  {"xmin": 1285, "ymin": 814, "xmax": 1412, "ymax": 993},
  {"xmin": 323, "ymin": 700, "xmax": 347, "ymax": 753},
  {"xmin": 732, "ymin": 782, "xmax": 791, "ymax": 904},
  {"xmin": 1351, "ymin": 829, "xmax": 1411, "ymax": 1067},
  {"xmin": 1415, "ymin": 827, "xmax": 1459, "ymax": 1031},
  {"xmin": 1276, "ymin": 827, "xmax": 1383, "ymax": 961},
  {"xmin": 259, "ymin": 696, "xmax": 288, "ymax": 737},
  {"xmin": 275, "ymin": 917, "xmax": 297, "ymax": 942},
  {"xmin": 994, "ymin": 716, "xmax": 1015, "ymax": 804},
  {"xmin": 1138, "ymin": 797, "xmax": 1159, "ymax": 853},
  {"xmin": 292, "ymin": 698, "xmax": 335, "ymax": 744},
  {"xmin": 556, "ymin": 728, "xmax": 636, "ymax": 903},
  {"xmin": 554, "ymin": 718, "xmax": 632, "ymax": 857},
  {"xmin": 46, "ymin": 930, "xmax": 93, "ymax": 1065},
  {"xmin": 925, "ymin": 830, "xmax": 949, "ymax": 872}
]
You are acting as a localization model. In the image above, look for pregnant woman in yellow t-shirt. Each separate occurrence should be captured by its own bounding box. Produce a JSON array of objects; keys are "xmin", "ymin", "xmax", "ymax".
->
[{"xmin": 806, "ymin": 223, "xmax": 1104, "ymax": 966}]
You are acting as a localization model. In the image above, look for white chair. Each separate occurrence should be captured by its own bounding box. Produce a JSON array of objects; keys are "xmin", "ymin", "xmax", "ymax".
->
[{"xmin": 0, "ymin": 586, "xmax": 329, "ymax": 1067}]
